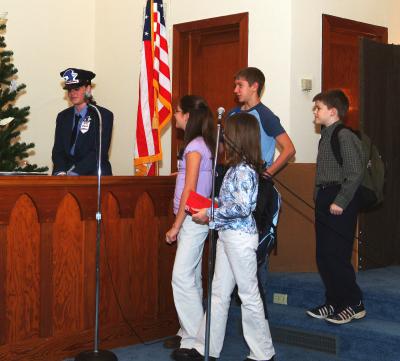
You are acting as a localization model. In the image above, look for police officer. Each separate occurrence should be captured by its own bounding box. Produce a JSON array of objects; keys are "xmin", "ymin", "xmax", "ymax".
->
[{"xmin": 52, "ymin": 68, "xmax": 113, "ymax": 175}]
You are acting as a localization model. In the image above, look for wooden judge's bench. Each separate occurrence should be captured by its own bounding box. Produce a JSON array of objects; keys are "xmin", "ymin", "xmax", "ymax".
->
[
  {"xmin": 0, "ymin": 164, "xmax": 318, "ymax": 361},
  {"xmin": 0, "ymin": 175, "xmax": 179, "ymax": 361}
]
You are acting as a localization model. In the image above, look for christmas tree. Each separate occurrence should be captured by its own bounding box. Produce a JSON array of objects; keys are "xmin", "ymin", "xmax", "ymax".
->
[{"xmin": 0, "ymin": 20, "xmax": 48, "ymax": 173}]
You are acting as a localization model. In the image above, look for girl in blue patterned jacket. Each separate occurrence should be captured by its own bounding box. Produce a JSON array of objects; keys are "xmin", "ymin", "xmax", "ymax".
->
[{"xmin": 189, "ymin": 113, "xmax": 275, "ymax": 361}]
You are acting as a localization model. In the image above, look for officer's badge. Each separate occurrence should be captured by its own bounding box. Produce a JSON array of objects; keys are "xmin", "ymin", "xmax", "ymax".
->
[{"xmin": 80, "ymin": 116, "xmax": 91, "ymax": 134}]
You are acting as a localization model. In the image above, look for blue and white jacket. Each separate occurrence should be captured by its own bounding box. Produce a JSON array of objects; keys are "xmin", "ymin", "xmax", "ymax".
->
[{"xmin": 208, "ymin": 162, "xmax": 258, "ymax": 234}]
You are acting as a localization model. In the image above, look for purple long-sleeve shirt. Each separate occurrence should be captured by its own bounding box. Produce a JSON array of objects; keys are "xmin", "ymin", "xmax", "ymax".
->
[{"xmin": 173, "ymin": 137, "xmax": 213, "ymax": 215}]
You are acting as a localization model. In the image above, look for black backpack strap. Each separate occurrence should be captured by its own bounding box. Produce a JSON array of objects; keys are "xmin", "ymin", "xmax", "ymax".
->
[
  {"xmin": 330, "ymin": 124, "xmax": 362, "ymax": 167},
  {"xmin": 331, "ymin": 123, "xmax": 346, "ymax": 166},
  {"xmin": 253, "ymin": 175, "xmax": 275, "ymax": 235}
]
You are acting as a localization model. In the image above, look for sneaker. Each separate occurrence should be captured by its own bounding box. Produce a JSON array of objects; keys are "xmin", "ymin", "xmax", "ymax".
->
[
  {"xmin": 244, "ymin": 357, "xmax": 274, "ymax": 361},
  {"xmin": 325, "ymin": 302, "xmax": 366, "ymax": 324},
  {"xmin": 306, "ymin": 304, "xmax": 335, "ymax": 319}
]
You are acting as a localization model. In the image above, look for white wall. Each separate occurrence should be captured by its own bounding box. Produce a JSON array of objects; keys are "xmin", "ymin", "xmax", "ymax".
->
[
  {"xmin": 387, "ymin": 0, "xmax": 400, "ymax": 43},
  {"xmin": 94, "ymin": 1, "xmax": 144, "ymax": 175},
  {"xmin": 2, "ymin": 0, "xmax": 95, "ymax": 171},
  {"xmin": 2, "ymin": 0, "xmax": 400, "ymax": 174}
]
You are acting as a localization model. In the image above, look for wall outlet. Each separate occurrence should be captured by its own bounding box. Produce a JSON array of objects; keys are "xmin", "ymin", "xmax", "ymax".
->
[{"xmin": 273, "ymin": 293, "xmax": 288, "ymax": 305}]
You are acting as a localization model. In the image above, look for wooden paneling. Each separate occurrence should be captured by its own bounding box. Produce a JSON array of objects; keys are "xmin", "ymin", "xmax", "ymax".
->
[
  {"xmin": 53, "ymin": 195, "xmax": 84, "ymax": 335},
  {"xmin": 269, "ymin": 164, "xmax": 317, "ymax": 272},
  {"xmin": 0, "ymin": 176, "xmax": 177, "ymax": 361},
  {"xmin": 7, "ymin": 196, "xmax": 40, "ymax": 343},
  {"xmin": 0, "ymin": 226, "xmax": 7, "ymax": 345}
]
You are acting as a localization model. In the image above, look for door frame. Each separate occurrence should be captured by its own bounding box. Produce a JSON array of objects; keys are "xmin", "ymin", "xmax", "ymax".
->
[
  {"xmin": 322, "ymin": 14, "xmax": 388, "ymax": 91},
  {"xmin": 171, "ymin": 12, "xmax": 248, "ymax": 172}
]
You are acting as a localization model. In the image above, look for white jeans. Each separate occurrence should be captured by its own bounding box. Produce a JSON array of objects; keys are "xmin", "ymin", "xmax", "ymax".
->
[
  {"xmin": 172, "ymin": 216, "xmax": 209, "ymax": 349},
  {"xmin": 194, "ymin": 229, "xmax": 275, "ymax": 360}
]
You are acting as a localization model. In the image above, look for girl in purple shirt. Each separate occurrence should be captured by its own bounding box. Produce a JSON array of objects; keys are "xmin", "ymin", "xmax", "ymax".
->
[{"xmin": 165, "ymin": 95, "xmax": 215, "ymax": 357}]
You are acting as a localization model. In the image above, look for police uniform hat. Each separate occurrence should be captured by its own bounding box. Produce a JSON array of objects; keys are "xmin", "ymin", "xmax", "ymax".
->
[{"xmin": 60, "ymin": 68, "xmax": 96, "ymax": 90}]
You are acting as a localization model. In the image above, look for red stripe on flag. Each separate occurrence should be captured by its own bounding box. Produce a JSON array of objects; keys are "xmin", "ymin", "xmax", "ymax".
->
[
  {"xmin": 134, "ymin": 0, "xmax": 172, "ymax": 175},
  {"xmin": 136, "ymin": 96, "xmax": 149, "ymax": 157}
]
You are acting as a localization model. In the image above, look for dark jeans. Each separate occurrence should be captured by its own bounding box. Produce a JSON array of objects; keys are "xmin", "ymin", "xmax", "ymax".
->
[{"xmin": 315, "ymin": 185, "xmax": 362, "ymax": 309}]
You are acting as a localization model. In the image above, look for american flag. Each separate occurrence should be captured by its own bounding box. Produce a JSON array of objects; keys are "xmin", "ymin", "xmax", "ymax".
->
[{"xmin": 134, "ymin": 0, "xmax": 172, "ymax": 176}]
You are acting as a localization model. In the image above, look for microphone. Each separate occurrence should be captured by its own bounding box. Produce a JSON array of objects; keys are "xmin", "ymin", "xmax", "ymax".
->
[
  {"xmin": 217, "ymin": 107, "xmax": 225, "ymax": 119},
  {"xmin": 217, "ymin": 107, "xmax": 225, "ymax": 124}
]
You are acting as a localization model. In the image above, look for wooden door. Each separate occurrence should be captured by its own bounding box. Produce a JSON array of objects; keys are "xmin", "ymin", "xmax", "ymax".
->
[
  {"xmin": 171, "ymin": 13, "xmax": 248, "ymax": 171},
  {"xmin": 322, "ymin": 14, "xmax": 387, "ymax": 130},
  {"xmin": 359, "ymin": 39, "xmax": 400, "ymax": 269}
]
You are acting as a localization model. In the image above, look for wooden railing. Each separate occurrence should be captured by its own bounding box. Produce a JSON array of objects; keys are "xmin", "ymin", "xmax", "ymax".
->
[{"xmin": 0, "ymin": 176, "xmax": 178, "ymax": 361}]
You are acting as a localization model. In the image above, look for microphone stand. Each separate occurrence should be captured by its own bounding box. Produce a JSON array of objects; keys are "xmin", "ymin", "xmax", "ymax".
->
[
  {"xmin": 204, "ymin": 108, "xmax": 224, "ymax": 361},
  {"xmin": 75, "ymin": 104, "xmax": 118, "ymax": 361}
]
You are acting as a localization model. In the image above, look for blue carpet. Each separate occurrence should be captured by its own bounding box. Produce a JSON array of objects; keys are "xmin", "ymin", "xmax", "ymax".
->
[
  {"xmin": 65, "ymin": 331, "xmax": 350, "ymax": 361},
  {"xmin": 266, "ymin": 266, "xmax": 400, "ymax": 323},
  {"xmin": 264, "ymin": 266, "xmax": 400, "ymax": 361},
  {"xmin": 65, "ymin": 267, "xmax": 400, "ymax": 361},
  {"xmin": 82, "ymin": 342, "xmax": 350, "ymax": 361}
]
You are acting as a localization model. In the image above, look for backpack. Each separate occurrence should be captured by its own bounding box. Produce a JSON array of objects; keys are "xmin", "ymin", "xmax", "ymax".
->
[
  {"xmin": 331, "ymin": 124, "xmax": 385, "ymax": 210},
  {"xmin": 253, "ymin": 176, "xmax": 281, "ymax": 265}
]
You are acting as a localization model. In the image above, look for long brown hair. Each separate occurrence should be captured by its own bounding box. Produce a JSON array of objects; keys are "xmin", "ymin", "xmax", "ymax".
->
[
  {"xmin": 223, "ymin": 113, "xmax": 263, "ymax": 173},
  {"xmin": 178, "ymin": 95, "xmax": 216, "ymax": 158}
]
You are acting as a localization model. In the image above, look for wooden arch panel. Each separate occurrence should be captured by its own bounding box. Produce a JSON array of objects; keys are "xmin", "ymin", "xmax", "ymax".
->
[
  {"xmin": 53, "ymin": 194, "xmax": 84, "ymax": 335},
  {"xmin": 6, "ymin": 195, "xmax": 40, "ymax": 343}
]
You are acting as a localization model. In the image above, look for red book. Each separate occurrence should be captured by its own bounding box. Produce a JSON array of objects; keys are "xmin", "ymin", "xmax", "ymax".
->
[{"xmin": 185, "ymin": 191, "xmax": 218, "ymax": 214}]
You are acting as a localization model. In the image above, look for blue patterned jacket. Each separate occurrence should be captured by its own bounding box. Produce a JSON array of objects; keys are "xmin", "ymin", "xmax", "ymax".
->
[{"xmin": 208, "ymin": 162, "xmax": 258, "ymax": 234}]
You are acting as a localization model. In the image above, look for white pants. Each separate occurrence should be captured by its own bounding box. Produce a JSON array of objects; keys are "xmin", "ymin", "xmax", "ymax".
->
[
  {"xmin": 194, "ymin": 229, "xmax": 275, "ymax": 360},
  {"xmin": 172, "ymin": 216, "xmax": 209, "ymax": 349}
]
